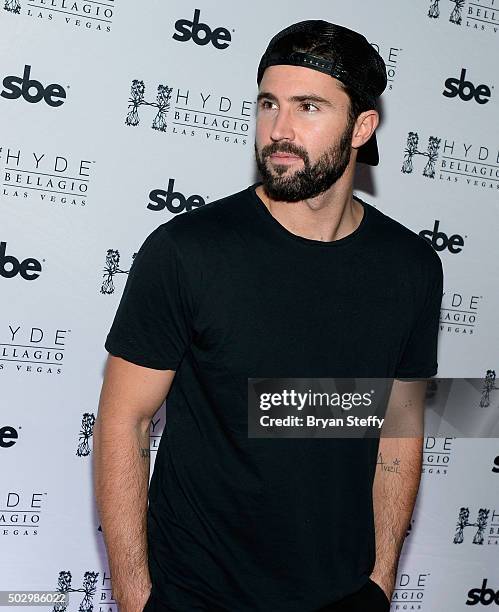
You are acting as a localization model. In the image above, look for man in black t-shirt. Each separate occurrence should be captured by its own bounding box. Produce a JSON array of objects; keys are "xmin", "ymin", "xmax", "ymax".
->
[{"xmin": 94, "ymin": 20, "xmax": 443, "ymax": 612}]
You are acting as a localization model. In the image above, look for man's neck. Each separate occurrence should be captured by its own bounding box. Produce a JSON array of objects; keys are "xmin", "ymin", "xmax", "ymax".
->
[{"xmin": 255, "ymin": 180, "xmax": 364, "ymax": 243}]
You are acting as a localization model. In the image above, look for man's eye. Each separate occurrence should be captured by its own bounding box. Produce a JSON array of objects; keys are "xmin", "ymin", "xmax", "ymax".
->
[
  {"xmin": 259, "ymin": 100, "xmax": 275, "ymax": 109},
  {"xmin": 301, "ymin": 102, "xmax": 318, "ymax": 112}
]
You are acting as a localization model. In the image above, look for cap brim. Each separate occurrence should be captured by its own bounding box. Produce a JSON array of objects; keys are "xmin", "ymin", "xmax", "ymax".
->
[{"xmin": 356, "ymin": 131, "xmax": 379, "ymax": 166}]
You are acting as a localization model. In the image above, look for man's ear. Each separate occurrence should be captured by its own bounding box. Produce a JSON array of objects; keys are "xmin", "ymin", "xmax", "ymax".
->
[{"xmin": 352, "ymin": 110, "xmax": 380, "ymax": 150}]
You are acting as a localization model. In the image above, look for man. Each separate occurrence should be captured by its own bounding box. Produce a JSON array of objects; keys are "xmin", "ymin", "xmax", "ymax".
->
[{"xmin": 94, "ymin": 19, "xmax": 443, "ymax": 612}]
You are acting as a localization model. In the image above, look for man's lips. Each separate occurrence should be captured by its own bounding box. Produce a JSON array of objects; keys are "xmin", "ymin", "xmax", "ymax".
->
[{"xmin": 269, "ymin": 153, "xmax": 302, "ymax": 162}]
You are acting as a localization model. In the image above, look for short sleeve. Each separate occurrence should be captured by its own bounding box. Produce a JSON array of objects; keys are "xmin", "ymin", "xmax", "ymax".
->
[
  {"xmin": 104, "ymin": 225, "xmax": 195, "ymax": 370},
  {"xmin": 394, "ymin": 252, "xmax": 444, "ymax": 379}
]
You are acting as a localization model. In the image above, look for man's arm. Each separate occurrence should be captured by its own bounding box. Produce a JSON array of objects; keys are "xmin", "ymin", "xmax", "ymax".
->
[
  {"xmin": 369, "ymin": 379, "xmax": 427, "ymax": 601},
  {"xmin": 93, "ymin": 354, "xmax": 176, "ymax": 612}
]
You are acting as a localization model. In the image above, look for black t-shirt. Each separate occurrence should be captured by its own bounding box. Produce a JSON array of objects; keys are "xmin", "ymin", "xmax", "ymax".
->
[{"xmin": 105, "ymin": 182, "xmax": 443, "ymax": 612}]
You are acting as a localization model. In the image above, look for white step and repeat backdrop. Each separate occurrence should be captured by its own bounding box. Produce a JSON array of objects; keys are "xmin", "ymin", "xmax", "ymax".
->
[{"xmin": 1, "ymin": 1, "xmax": 498, "ymax": 610}]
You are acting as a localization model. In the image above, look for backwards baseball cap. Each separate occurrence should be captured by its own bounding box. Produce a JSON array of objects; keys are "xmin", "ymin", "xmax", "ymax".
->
[{"xmin": 257, "ymin": 20, "xmax": 387, "ymax": 166}]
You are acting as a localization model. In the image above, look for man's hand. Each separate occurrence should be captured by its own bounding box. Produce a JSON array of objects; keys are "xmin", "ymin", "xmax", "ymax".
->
[
  {"xmin": 370, "ymin": 379, "xmax": 427, "ymax": 607},
  {"xmin": 115, "ymin": 584, "xmax": 152, "ymax": 612},
  {"xmin": 94, "ymin": 355, "xmax": 176, "ymax": 612},
  {"xmin": 369, "ymin": 570, "xmax": 395, "ymax": 604}
]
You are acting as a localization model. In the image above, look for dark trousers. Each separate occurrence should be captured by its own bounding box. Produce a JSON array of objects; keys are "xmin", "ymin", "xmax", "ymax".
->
[
  {"xmin": 143, "ymin": 578, "xmax": 391, "ymax": 612},
  {"xmin": 316, "ymin": 578, "xmax": 390, "ymax": 611}
]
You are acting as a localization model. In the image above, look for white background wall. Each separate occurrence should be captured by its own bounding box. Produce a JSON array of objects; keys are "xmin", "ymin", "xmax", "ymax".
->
[{"xmin": 1, "ymin": 1, "xmax": 498, "ymax": 609}]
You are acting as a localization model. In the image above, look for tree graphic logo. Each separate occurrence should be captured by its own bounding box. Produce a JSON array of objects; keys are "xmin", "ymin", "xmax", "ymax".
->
[
  {"xmin": 479, "ymin": 369, "xmax": 497, "ymax": 408},
  {"xmin": 3, "ymin": 0, "xmax": 21, "ymax": 14},
  {"xmin": 453, "ymin": 507, "xmax": 490, "ymax": 545},
  {"xmin": 428, "ymin": 0, "xmax": 465, "ymax": 25},
  {"xmin": 53, "ymin": 570, "xmax": 99, "ymax": 612},
  {"xmin": 125, "ymin": 79, "xmax": 173, "ymax": 132},
  {"xmin": 100, "ymin": 249, "xmax": 136, "ymax": 295},
  {"xmin": 76, "ymin": 413, "xmax": 96, "ymax": 457},
  {"xmin": 401, "ymin": 132, "xmax": 441, "ymax": 179}
]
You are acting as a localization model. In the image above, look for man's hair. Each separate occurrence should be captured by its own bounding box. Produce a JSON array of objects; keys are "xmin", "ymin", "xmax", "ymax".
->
[{"xmin": 264, "ymin": 28, "xmax": 374, "ymax": 125}]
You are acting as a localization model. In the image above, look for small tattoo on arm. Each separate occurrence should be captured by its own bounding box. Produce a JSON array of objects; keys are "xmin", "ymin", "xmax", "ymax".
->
[{"xmin": 377, "ymin": 452, "xmax": 402, "ymax": 474}]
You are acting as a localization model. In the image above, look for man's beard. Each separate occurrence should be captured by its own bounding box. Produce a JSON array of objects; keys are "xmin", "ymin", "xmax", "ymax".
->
[{"xmin": 254, "ymin": 116, "xmax": 355, "ymax": 202}]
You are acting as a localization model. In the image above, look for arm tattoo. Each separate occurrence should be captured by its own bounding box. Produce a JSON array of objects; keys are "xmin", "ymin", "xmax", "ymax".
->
[{"xmin": 377, "ymin": 452, "xmax": 402, "ymax": 474}]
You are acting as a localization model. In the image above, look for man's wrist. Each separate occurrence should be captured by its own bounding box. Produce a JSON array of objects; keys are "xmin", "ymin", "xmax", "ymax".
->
[
  {"xmin": 113, "ymin": 582, "xmax": 152, "ymax": 606},
  {"xmin": 369, "ymin": 570, "xmax": 395, "ymax": 600}
]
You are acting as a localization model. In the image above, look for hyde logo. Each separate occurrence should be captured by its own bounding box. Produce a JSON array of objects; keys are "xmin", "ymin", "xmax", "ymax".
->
[
  {"xmin": 443, "ymin": 69, "xmax": 492, "ymax": 104},
  {"xmin": 0, "ymin": 242, "xmax": 42, "ymax": 280},
  {"xmin": 173, "ymin": 9, "xmax": 232, "ymax": 49},
  {"xmin": 147, "ymin": 179, "xmax": 206, "ymax": 214},
  {"xmin": 1, "ymin": 65, "xmax": 66, "ymax": 107},
  {"xmin": 419, "ymin": 220, "xmax": 465, "ymax": 253}
]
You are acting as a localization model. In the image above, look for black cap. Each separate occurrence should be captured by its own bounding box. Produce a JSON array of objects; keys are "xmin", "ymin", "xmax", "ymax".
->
[{"xmin": 257, "ymin": 20, "xmax": 387, "ymax": 166}]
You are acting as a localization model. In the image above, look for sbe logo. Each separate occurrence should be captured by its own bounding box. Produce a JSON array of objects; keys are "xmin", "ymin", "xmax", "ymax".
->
[
  {"xmin": 1, "ymin": 65, "xmax": 66, "ymax": 107},
  {"xmin": 0, "ymin": 425, "xmax": 19, "ymax": 448},
  {"xmin": 466, "ymin": 579, "xmax": 499, "ymax": 605},
  {"xmin": 419, "ymin": 220, "xmax": 465, "ymax": 254},
  {"xmin": 443, "ymin": 69, "xmax": 492, "ymax": 104},
  {"xmin": 173, "ymin": 9, "xmax": 232, "ymax": 50},
  {"xmin": 147, "ymin": 179, "xmax": 206, "ymax": 214},
  {"xmin": 0, "ymin": 242, "xmax": 42, "ymax": 280}
]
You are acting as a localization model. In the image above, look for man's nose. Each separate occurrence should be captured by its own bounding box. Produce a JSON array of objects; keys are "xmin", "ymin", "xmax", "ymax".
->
[{"xmin": 270, "ymin": 107, "xmax": 295, "ymax": 142}]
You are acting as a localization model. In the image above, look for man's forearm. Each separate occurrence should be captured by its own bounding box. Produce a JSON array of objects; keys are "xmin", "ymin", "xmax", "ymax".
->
[
  {"xmin": 370, "ymin": 435, "xmax": 423, "ymax": 597},
  {"xmin": 93, "ymin": 414, "xmax": 152, "ymax": 608}
]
